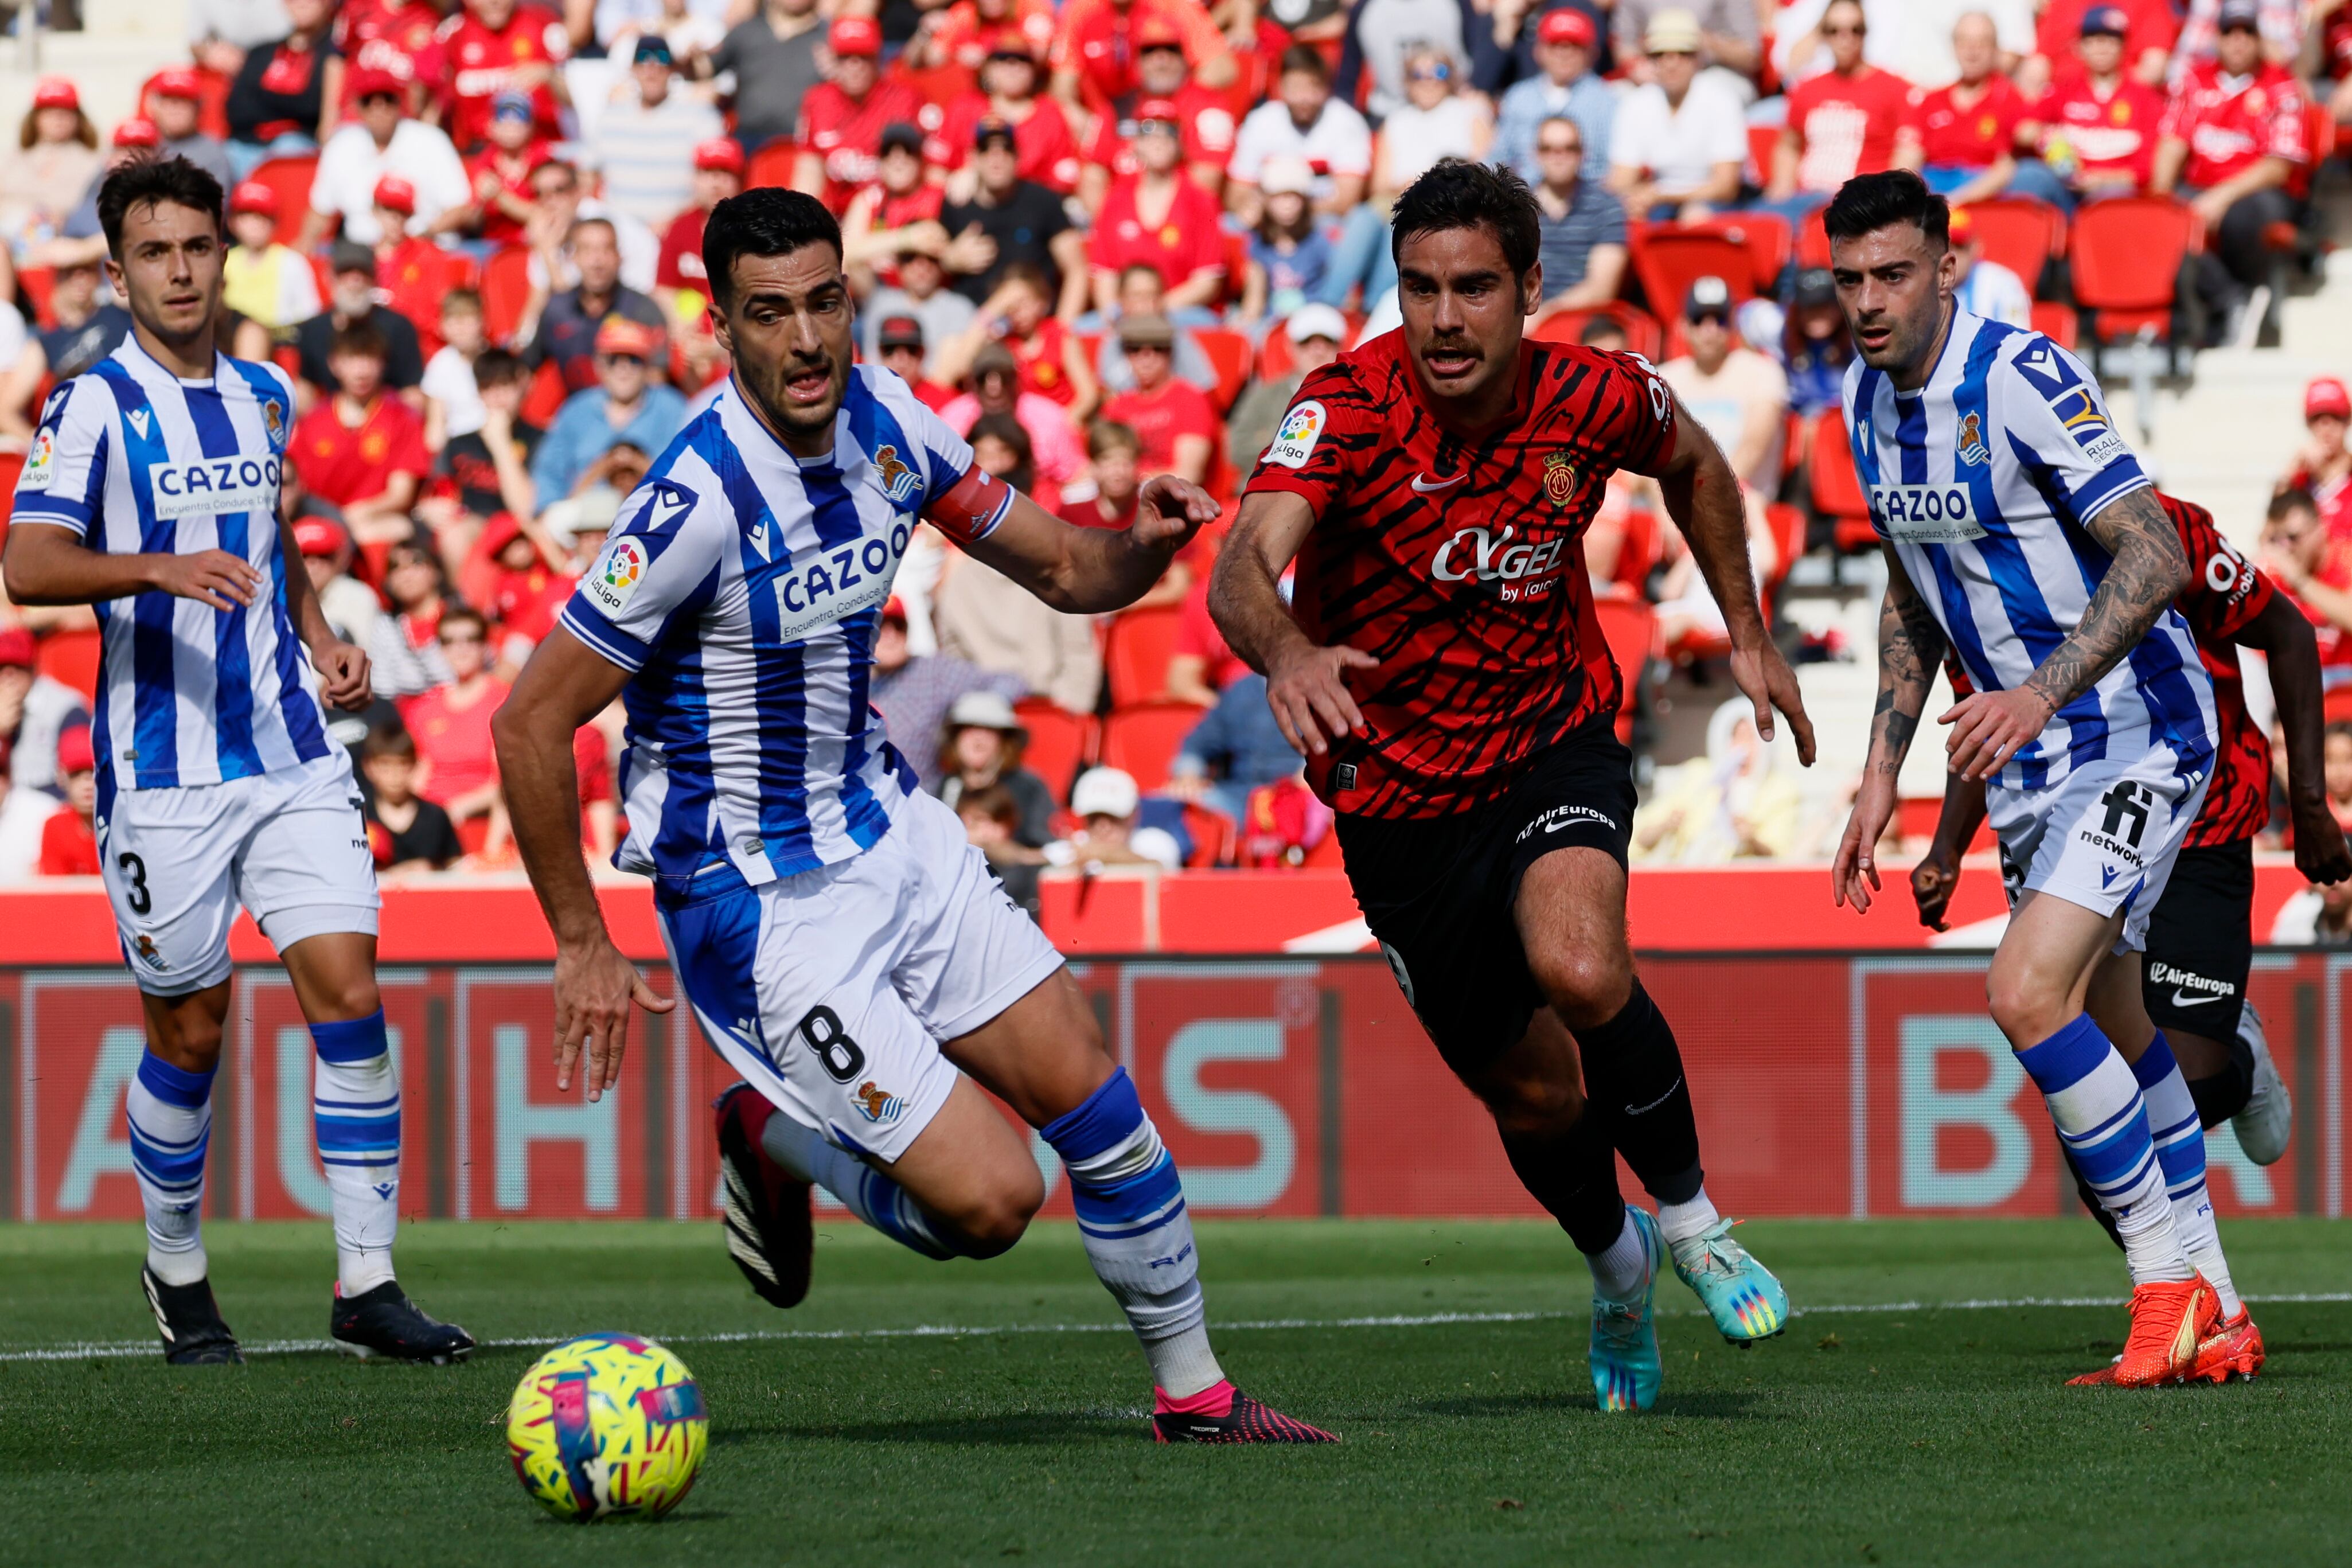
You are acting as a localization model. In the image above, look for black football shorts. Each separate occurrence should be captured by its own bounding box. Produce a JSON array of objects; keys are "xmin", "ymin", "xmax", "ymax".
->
[
  {"xmin": 1335, "ymin": 717, "xmax": 1637, "ymax": 1078},
  {"xmin": 2141, "ymin": 839, "xmax": 2253, "ymax": 1039}
]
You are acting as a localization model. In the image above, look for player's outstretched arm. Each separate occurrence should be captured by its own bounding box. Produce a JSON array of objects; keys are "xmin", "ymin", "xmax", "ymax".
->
[
  {"xmin": 2238, "ymin": 590, "xmax": 2352, "ymax": 885},
  {"xmin": 1643, "ymin": 394, "xmax": 1815, "ymax": 766},
  {"xmin": 1208, "ymin": 490, "xmax": 1375, "ymax": 757},
  {"xmin": 492, "ymin": 627, "xmax": 675, "ymax": 1103},
  {"xmin": 958, "ymin": 475, "xmax": 1222, "ymax": 614},
  {"xmin": 1943, "ymin": 486, "xmax": 2189, "ymax": 781},
  {"xmin": 3, "ymin": 520, "xmax": 263, "ymax": 613},
  {"xmin": 1835, "ymin": 549, "xmax": 1948, "ymax": 913}
]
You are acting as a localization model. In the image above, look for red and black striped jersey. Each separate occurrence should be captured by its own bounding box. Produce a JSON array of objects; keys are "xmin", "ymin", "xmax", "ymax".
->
[
  {"xmin": 1243, "ymin": 330, "xmax": 1677, "ymax": 819},
  {"xmin": 1946, "ymin": 491, "xmax": 2274, "ymax": 845}
]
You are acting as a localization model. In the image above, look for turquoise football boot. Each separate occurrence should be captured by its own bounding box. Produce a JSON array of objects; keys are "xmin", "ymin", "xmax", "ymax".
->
[
  {"xmin": 1589, "ymin": 1205, "xmax": 1666, "ymax": 1413},
  {"xmin": 1669, "ymin": 1218, "xmax": 1789, "ymax": 1345}
]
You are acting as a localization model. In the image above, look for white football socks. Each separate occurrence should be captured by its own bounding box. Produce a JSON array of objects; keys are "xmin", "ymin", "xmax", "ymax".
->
[
  {"xmin": 1585, "ymin": 1208, "xmax": 1653, "ymax": 1302},
  {"xmin": 126, "ymin": 1051, "xmax": 215, "ymax": 1287},
  {"xmin": 311, "ymin": 1012, "xmax": 401, "ymax": 1298},
  {"xmin": 1656, "ymin": 1190, "xmax": 1722, "ymax": 1251}
]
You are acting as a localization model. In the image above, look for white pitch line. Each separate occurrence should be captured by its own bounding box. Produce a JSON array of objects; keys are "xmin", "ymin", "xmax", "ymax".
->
[{"xmin": 5, "ymin": 1292, "xmax": 2348, "ymax": 1366}]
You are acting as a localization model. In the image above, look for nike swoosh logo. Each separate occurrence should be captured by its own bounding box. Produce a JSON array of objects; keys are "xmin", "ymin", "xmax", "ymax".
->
[
  {"xmin": 1411, "ymin": 473, "xmax": 1464, "ymax": 493},
  {"xmin": 2170, "ymin": 990, "xmax": 2226, "ymax": 1008}
]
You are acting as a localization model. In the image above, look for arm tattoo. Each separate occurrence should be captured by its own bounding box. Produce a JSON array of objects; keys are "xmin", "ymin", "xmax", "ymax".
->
[
  {"xmin": 2022, "ymin": 487, "xmax": 2189, "ymax": 715},
  {"xmin": 1871, "ymin": 560, "xmax": 1947, "ymax": 776}
]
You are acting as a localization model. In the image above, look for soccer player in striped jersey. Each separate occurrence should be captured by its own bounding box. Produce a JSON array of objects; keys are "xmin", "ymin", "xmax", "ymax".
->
[
  {"xmin": 1825, "ymin": 171, "xmax": 2238, "ymax": 1386},
  {"xmin": 3, "ymin": 157, "xmax": 471, "ymax": 1366},
  {"xmin": 492, "ymin": 189, "xmax": 1331, "ymax": 1443}
]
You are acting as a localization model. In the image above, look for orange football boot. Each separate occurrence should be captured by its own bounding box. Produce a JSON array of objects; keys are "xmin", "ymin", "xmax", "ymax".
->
[
  {"xmin": 2111, "ymin": 1276, "xmax": 2220, "ymax": 1388},
  {"xmin": 2187, "ymin": 1308, "xmax": 2264, "ymax": 1383}
]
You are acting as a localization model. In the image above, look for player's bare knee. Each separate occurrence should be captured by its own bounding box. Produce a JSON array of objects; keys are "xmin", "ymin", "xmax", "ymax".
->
[
  {"xmin": 1527, "ymin": 946, "xmax": 1632, "ymax": 1030},
  {"xmin": 1985, "ymin": 973, "xmax": 2066, "ymax": 1051},
  {"xmin": 1483, "ymin": 1072, "xmax": 1585, "ymax": 1139},
  {"xmin": 152, "ymin": 1009, "xmax": 227, "ymax": 1071},
  {"xmin": 949, "ymin": 1168, "xmax": 1044, "ymax": 1257}
]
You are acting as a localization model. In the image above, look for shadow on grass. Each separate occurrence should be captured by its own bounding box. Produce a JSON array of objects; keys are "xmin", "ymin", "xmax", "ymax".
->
[
  {"xmin": 1406, "ymin": 1390, "xmax": 1767, "ymax": 1421},
  {"xmin": 714, "ymin": 1412, "xmax": 1140, "ymax": 1448}
]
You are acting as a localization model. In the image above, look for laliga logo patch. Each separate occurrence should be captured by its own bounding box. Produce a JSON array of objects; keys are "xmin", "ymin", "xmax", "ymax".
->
[
  {"xmin": 1957, "ymin": 412, "xmax": 1990, "ymax": 467},
  {"xmin": 18, "ymin": 426, "xmax": 56, "ymax": 489},
  {"xmin": 1263, "ymin": 400, "xmax": 1326, "ymax": 470},
  {"xmin": 586, "ymin": 536, "xmax": 650, "ymax": 615},
  {"xmin": 871, "ymin": 443, "xmax": 920, "ymax": 506},
  {"xmin": 852, "ymin": 1080, "xmax": 905, "ymax": 1125}
]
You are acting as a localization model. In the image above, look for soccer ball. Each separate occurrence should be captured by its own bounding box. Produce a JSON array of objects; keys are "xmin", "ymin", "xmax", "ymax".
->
[{"xmin": 506, "ymin": 1333, "xmax": 708, "ymax": 1522}]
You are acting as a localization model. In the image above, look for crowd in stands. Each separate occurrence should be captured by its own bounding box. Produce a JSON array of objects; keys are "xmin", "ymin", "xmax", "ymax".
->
[{"xmin": 2, "ymin": 0, "xmax": 2352, "ymax": 884}]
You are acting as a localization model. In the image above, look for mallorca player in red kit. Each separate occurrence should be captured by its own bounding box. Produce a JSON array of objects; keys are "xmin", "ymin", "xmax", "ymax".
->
[{"xmin": 1210, "ymin": 161, "xmax": 1815, "ymax": 1414}]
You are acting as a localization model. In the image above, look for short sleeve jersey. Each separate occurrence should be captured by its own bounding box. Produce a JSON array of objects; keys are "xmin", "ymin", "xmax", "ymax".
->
[
  {"xmin": 1915, "ymin": 74, "xmax": 2028, "ymax": 167},
  {"xmin": 1787, "ymin": 67, "xmax": 1921, "ymax": 192},
  {"xmin": 1243, "ymin": 331, "xmax": 1677, "ymax": 818},
  {"xmin": 2030, "ymin": 76, "xmax": 2166, "ymax": 186},
  {"xmin": 2159, "ymin": 60, "xmax": 2310, "ymax": 189},
  {"xmin": 559, "ymin": 367, "xmax": 1015, "ymax": 890}
]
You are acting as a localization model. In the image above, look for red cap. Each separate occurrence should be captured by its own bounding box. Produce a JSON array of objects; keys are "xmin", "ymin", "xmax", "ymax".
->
[
  {"xmin": 829, "ymin": 15, "xmax": 881, "ymax": 55},
  {"xmin": 1946, "ymin": 205, "xmax": 1976, "ymax": 246},
  {"xmin": 693, "ymin": 136, "xmax": 744, "ymax": 173},
  {"xmin": 372, "ymin": 174, "xmax": 416, "ymax": 214},
  {"xmin": 348, "ymin": 64, "xmax": 406, "ymax": 100},
  {"xmin": 1537, "ymin": 8, "xmax": 1597, "ymax": 48},
  {"xmin": 882, "ymin": 595, "xmax": 909, "ymax": 625},
  {"xmin": 229, "ymin": 179, "xmax": 279, "ymax": 216},
  {"xmin": 594, "ymin": 314, "xmax": 664, "ymax": 358},
  {"xmin": 55, "ymin": 725, "xmax": 95, "ymax": 777},
  {"xmin": 292, "ymin": 517, "xmax": 345, "ymax": 557},
  {"xmin": 151, "ymin": 67, "xmax": 204, "ymax": 99},
  {"xmin": 1133, "ymin": 14, "xmax": 1185, "ymax": 48},
  {"xmin": 32, "ymin": 76, "xmax": 79, "ymax": 111},
  {"xmin": 0, "ymin": 626, "xmax": 33, "ymax": 668},
  {"xmin": 1133, "ymin": 97, "xmax": 1181, "ymax": 127},
  {"xmin": 2307, "ymin": 376, "xmax": 2352, "ymax": 421},
  {"xmin": 479, "ymin": 510, "xmax": 526, "ymax": 556},
  {"xmin": 112, "ymin": 117, "xmax": 160, "ymax": 149}
]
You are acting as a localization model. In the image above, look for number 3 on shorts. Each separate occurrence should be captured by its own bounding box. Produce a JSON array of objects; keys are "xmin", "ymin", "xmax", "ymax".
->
[
  {"xmin": 117, "ymin": 852, "xmax": 151, "ymax": 916},
  {"xmin": 797, "ymin": 1005, "xmax": 867, "ymax": 1082}
]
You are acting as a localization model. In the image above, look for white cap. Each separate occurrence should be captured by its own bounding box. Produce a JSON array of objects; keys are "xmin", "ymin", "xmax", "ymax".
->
[
  {"xmin": 1071, "ymin": 766, "xmax": 1141, "ymax": 820},
  {"xmin": 947, "ymin": 691, "xmax": 1023, "ymax": 732},
  {"xmin": 1259, "ymin": 155, "xmax": 1315, "ymax": 197},
  {"xmin": 1286, "ymin": 303, "xmax": 1348, "ymax": 346}
]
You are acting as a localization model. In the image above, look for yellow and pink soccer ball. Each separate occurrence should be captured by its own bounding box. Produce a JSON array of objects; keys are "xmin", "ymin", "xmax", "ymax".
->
[{"xmin": 506, "ymin": 1333, "xmax": 708, "ymax": 1522}]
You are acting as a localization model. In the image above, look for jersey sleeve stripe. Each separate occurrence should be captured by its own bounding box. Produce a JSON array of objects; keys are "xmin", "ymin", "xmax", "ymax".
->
[{"xmin": 560, "ymin": 600, "xmax": 655, "ymax": 670}]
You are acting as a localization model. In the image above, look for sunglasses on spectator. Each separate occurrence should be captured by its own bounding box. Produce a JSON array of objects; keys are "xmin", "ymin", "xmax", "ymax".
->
[
  {"xmin": 1408, "ymin": 63, "xmax": 1453, "ymax": 81},
  {"xmin": 439, "ymin": 631, "xmax": 484, "ymax": 647},
  {"xmin": 600, "ymin": 353, "xmax": 648, "ymax": 366},
  {"xmin": 358, "ymin": 91, "xmax": 400, "ymax": 106},
  {"xmin": 1822, "ymin": 22, "xmax": 1865, "ymax": 37},
  {"xmin": 2218, "ymin": 20, "xmax": 2259, "ymax": 34},
  {"xmin": 1126, "ymin": 344, "xmax": 1171, "ymax": 357},
  {"xmin": 1651, "ymin": 47, "xmax": 1698, "ymax": 57},
  {"xmin": 1537, "ymin": 139, "xmax": 1582, "ymax": 156}
]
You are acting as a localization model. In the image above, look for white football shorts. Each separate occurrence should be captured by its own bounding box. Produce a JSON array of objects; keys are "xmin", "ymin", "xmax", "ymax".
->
[
  {"xmin": 659, "ymin": 786, "xmax": 1065, "ymax": 1165},
  {"xmin": 1986, "ymin": 738, "xmax": 2210, "ymax": 955},
  {"xmin": 98, "ymin": 751, "xmax": 382, "ymax": 996}
]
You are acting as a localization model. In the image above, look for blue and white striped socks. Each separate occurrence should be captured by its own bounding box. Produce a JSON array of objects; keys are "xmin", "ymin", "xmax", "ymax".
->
[
  {"xmin": 2135, "ymin": 1032, "xmax": 2240, "ymax": 1317},
  {"xmin": 126, "ymin": 1050, "xmax": 216, "ymax": 1286},
  {"xmin": 1043, "ymin": 1067, "xmax": 1223, "ymax": 1399},
  {"xmin": 313, "ymin": 1012, "xmax": 400, "ymax": 1297},
  {"xmin": 2019, "ymin": 1015, "xmax": 2191, "ymax": 1286}
]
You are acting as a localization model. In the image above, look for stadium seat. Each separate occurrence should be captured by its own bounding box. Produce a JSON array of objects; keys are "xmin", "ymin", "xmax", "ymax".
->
[
  {"xmin": 1628, "ymin": 227, "xmax": 1754, "ymax": 321},
  {"xmin": 1527, "ymin": 302, "xmax": 1663, "ymax": 361},
  {"xmin": 36, "ymin": 626, "xmax": 102, "ymax": 703},
  {"xmin": 1610, "ymin": 500, "xmax": 1662, "ymax": 596},
  {"xmin": 521, "ymin": 357, "xmax": 570, "ymax": 426},
  {"xmin": 1796, "ymin": 208, "xmax": 1833, "ymax": 270},
  {"xmin": 1181, "ymin": 802, "xmax": 1235, "ymax": 867},
  {"xmin": 1667, "ymin": 213, "xmax": 1792, "ymax": 294},
  {"xmin": 2030, "ymin": 299, "xmax": 2078, "ymax": 351},
  {"xmin": 1195, "ymin": 327, "xmax": 1253, "ymax": 414},
  {"xmin": 744, "ymin": 139, "xmax": 799, "ymax": 190},
  {"xmin": 1103, "ymin": 603, "xmax": 1185, "ymax": 706},
  {"xmin": 1012, "ymin": 697, "xmax": 1095, "ymax": 802},
  {"xmin": 1809, "ymin": 408, "xmax": 1877, "ymax": 552},
  {"xmin": 247, "ymin": 155, "xmax": 319, "ymax": 247},
  {"xmin": 1763, "ymin": 502, "xmax": 1805, "ymax": 595},
  {"xmin": 481, "ymin": 245, "xmax": 535, "ymax": 345},
  {"xmin": 1745, "ymin": 124, "xmax": 1780, "ymax": 189},
  {"xmin": 1099, "ymin": 700, "xmax": 1206, "ymax": 792},
  {"xmin": 1961, "ymin": 197, "xmax": 2064, "ymax": 294},
  {"xmin": 0, "ymin": 451, "xmax": 21, "ymax": 546},
  {"xmin": 1592, "ymin": 597, "xmax": 1657, "ymax": 745},
  {"xmin": 17, "ymin": 265, "xmax": 56, "ymax": 329},
  {"xmin": 2069, "ymin": 196, "xmax": 2195, "ymax": 348}
]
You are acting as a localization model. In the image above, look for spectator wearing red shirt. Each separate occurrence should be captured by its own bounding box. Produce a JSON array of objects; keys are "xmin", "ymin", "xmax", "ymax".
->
[
  {"xmin": 929, "ymin": 40, "xmax": 1085, "ymax": 197},
  {"xmin": 876, "ymin": 315, "xmax": 958, "ymax": 412},
  {"xmin": 403, "ymin": 606, "xmax": 508, "ymax": 848},
  {"xmin": 934, "ymin": 263, "xmax": 1100, "ymax": 415},
  {"xmin": 1764, "ymin": 0, "xmax": 1922, "ymax": 222},
  {"xmin": 338, "ymin": 0, "xmax": 445, "ymax": 118},
  {"xmin": 475, "ymin": 510, "xmax": 575, "ymax": 673},
  {"xmin": 1057, "ymin": 420, "xmax": 1195, "ymax": 611},
  {"xmin": 2022, "ymin": 0, "xmax": 2175, "ymax": 97},
  {"xmin": 1100, "ymin": 313, "xmax": 1215, "ymax": 486},
  {"xmin": 437, "ymin": 0, "xmax": 568, "ymax": 152},
  {"xmin": 2259, "ymin": 487, "xmax": 2352, "ymax": 675},
  {"xmin": 2286, "ymin": 376, "xmax": 2352, "ymax": 542},
  {"xmin": 841, "ymin": 123, "xmax": 948, "ymax": 294},
  {"xmin": 36, "ymin": 726, "xmax": 99, "ymax": 877},
  {"xmin": 1917, "ymin": 13, "xmax": 2066, "ymax": 209},
  {"xmin": 1167, "ymin": 569, "xmax": 1249, "ymax": 705},
  {"xmin": 657, "ymin": 138, "xmax": 744, "ymax": 311},
  {"xmin": 291, "ymin": 320, "xmax": 433, "ymax": 552},
  {"xmin": 2152, "ymin": 0, "xmax": 2310, "ymax": 342},
  {"xmin": 2020, "ymin": 7, "xmax": 2170, "ymax": 207},
  {"xmin": 932, "ymin": 0, "xmax": 1059, "ymax": 84},
  {"xmin": 794, "ymin": 17, "xmax": 929, "ymax": 214},
  {"xmin": 1076, "ymin": 17, "xmax": 1235, "ymax": 215},
  {"xmin": 1050, "ymin": 0, "xmax": 1235, "ymax": 116},
  {"xmin": 1086, "ymin": 99, "xmax": 1227, "ymax": 317},
  {"xmin": 462, "ymin": 91, "xmax": 551, "ymax": 245},
  {"xmin": 369, "ymin": 176, "xmax": 451, "ymax": 348}
]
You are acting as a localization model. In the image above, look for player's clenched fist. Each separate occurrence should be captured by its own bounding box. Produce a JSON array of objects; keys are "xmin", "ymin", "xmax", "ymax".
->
[
  {"xmin": 311, "ymin": 639, "xmax": 373, "ymax": 712},
  {"xmin": 1266, "ymin": 641, "xmax": 1378, "ymax": 757},
  {"xmin": 150, "ymin": 548, "xmax": 263, "ymax": 611}
]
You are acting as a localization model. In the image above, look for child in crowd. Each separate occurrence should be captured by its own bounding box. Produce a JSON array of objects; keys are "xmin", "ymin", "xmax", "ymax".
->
[
  {"xmin": 221, "ymin": 180, "xmax": 320, "ymax": 331},
  {"xmin": 957, "ymin": 783, "xmax": 1044, "ymax": 912},
  {"xmin": 1239, "ymin": 159, "xmax": 1333, "ymax": 328},
  {"xmin": 36, "ymin": 726, "xmax": 99, "ymax": 876},
  {"xmin": 360, "ymin": 721, "xmax": 465, "ymax": 879},
  {"xmin": 422, "ymin": 288, "xmax": 490, "ymax": 450}
]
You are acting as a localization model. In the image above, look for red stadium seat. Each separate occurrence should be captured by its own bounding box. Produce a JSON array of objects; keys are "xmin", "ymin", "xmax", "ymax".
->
[
  {"xmin": 2292, "ymin": 101, "xmax": 2334, "ymax": 200},
  {"xmin": 1181, "ymin": 802, "xmax": 1235, "ymax": 868},
  {"xmin": 1012, "ymin": 697, "xmax": 1095, "ymax": 802},
  {"xmin": 1960, "ymin": 197, "xmax": 2065, "ymax": 293},
  {"xmin": 2030, "ymin": 299, "xmax": 2078, "ymax": 350},
  {"xmin": 1610, "ymin": 501, "xmax": 1661, "ymax": 596},
  {"xmin": 1796, "ymin": 207, "xmax": 1833, "ymax": 270},
  {"xmin": 1745, "ymin": 124, "xmax": 1781, "ymax": 189},
  {"xmin": 1527, "ymin": 302, "xmax": 1664, "ymax": 361},
  {"xmin": 247, "ymin": 155, "xmax": 319, "ymax": 246},
  {"xmin": 1628, "ymin": 227, "xmax": 1754, "ymax": 322},
  {"xmin": 36, "ymin": 627, "xmax": 103, "ymax": 703},
  {"xmin": 1665, "ymin": 213, "xmax": 1792, "ymax": 294},
  {"xmin": 1763, "ymin": 501, "xmax": 1805, "ymax": 594},
  {"xmin": 1809, "ymin": 408, "xmax": 1877, "ymax": 552},
  {"xmin": 1194, "ymin": 327, "xmax": 1253, "ymax": 414},
  {"xmin": 1099, "ymin": 701, "xmax": 1205, "ymax": 792},
  {"xmin": 1592, "ymin": 597, "xmax": 1657, "ymax": 745},
  {"xmin": 1103, "ymin": 603, "xmax": 1185, "ymax": 707},
  {"xmin": 521, "ymin": 358, "xmax": 570, "ymax": 426},
  {"xmin": 17, "ymin": 265, "xmax": 56, "ymax": 329},
  {"xmin": 745, "ymin": 140, "xmax": 799, "ymax": 190},
  {"xmin": 480, "ymin": 245, "xmax": 535, "ymax": 346},
  {"xmin": 2070, "ymin": 196, "xmax": 2196, "ymax": 345}
]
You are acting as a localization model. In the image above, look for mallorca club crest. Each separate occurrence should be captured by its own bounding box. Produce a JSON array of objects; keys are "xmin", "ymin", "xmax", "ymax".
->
[
  {"xmin": 871, "ymin": 443, "xmax": 920, "ymax": 505},
  {"xmin": 1543, "ymin": 453, "xmax": 1579, "ymax": 507},
  {"xmin": 852, "ymin": 1080, "xmax": 904, "ymax": 1125},
  {"xmin": 1957, "ymin": 411, "xmax": 1990, "ymax": 467}
]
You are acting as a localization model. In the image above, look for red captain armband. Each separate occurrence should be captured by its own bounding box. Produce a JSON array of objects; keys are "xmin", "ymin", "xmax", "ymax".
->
[{"xmin": 921, "ymin": 463, "xmax": 1015, "ymax": 547}]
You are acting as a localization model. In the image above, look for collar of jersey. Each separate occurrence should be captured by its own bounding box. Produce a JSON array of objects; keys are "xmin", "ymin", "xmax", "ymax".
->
[{"xmin": 118, "ymin": 334, "xmax": 220, "ymax": 391}]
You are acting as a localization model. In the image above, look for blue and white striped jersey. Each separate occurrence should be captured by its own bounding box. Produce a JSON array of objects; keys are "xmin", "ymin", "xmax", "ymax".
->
[
  {"xmin": 9, "ymin": 338, "xmax": 333, "ymax": 797},
  {"xmin": 1844, "ymin": 309, "xmax": 2216, "ymax": 792},
  {"xmin": 560, "ymin": 365, "xmax": 1015, "ymax": 892}
]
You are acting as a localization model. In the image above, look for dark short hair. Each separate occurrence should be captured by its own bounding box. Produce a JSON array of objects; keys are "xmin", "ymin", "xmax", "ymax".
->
[
  {"xmin": 97, "ymin": 154, "xmax": 223, "ymax": 259},
  {"xmin": 439, "ymin": 605, "xmax": 490, "ymax": 641},
  {"xmin": 473, "ymin": 346, "xmax": 526, "ymax": 389},
  {"xmin": 702, "ymin": 187, "xmax": 842, "ymax": 309},
  {"xmin": 1278, "ymin": 44, "xmax": 1328, "ymax": 81},
  {"xmin": 969, "ymin": 411, "xmax": 1033, "ymax": 465},
  {"xmin": 1822, "ymin": 169, "xmax": 1949, "ymax": 254},
  {"xmin": 956, "ymin": 782, "xmax": 1020, "ymax": 826},
  {"xmin": 998, "ymin": 260, "xmax": 1050, "ymax": 298},
  {"xmin": 442, "ymin": 286, "xmax": 483, "ymax": 317},
  {"xmin": 2271, "ymin": 486, "xmax": 2320, "ymax": 522},
  {"xmin": 330, "ymin": 319, "xmax": 388, "ymax": 362},
  {"xmin": 362, "ymin": 721, "xmax": 417, "ymax": 762},
  {"xmin": 1389, "ymin": 158, "xmax": 1541, "ymax": 281}
]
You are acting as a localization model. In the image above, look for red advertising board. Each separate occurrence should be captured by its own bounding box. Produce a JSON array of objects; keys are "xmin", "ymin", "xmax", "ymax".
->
[{"xmin": 5, "ymin": 954, "xmax": 2343, "ymax": 1225}]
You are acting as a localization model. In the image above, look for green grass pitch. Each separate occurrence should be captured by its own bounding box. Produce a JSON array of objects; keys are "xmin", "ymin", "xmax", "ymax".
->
[{"xmin": 5, "ymin": 1217, "xmax": 2350, "ymax": 1567}]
